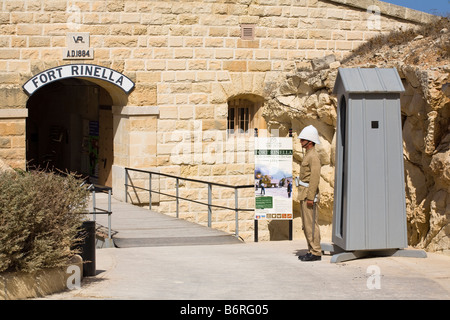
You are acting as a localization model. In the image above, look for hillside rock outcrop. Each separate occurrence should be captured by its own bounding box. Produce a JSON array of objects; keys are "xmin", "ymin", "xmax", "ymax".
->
[{"xmin": 264, "ymin": 19, "xmax": 449, "ymax": 252}]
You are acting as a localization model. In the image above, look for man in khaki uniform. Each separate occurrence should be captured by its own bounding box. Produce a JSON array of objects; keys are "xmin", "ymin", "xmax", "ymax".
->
[{"xmin": 297, "ymin": 125, "xmax": 322, "ymax": 262}]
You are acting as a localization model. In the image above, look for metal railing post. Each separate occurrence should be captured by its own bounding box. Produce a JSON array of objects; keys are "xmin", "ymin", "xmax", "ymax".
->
[
  {"xmin": 235, "ymin": 188, "xmax": 239, "ymax": 238},
  {"xmin": 86, "ymin": 184, "xmax": 113, "ymax": 248},
  {"xmin": 108, "ymin": 188, "xmax": 112, "ymax": 241},
  {"xmin": 92, "ymin": 188, "xmax": 96, "ymax": 221},
  {"xmin": 124, "ymin": 168, "xmax": 128, "ymax": 203},
  {"xmin": 176, "ymin": 178, "xmax": 179, "ymax": 218},
  {"xmin": 208, "ymin": 183, "xmax": 212, "ymax": 228},
  {"xmin": 149, "ymin": 172, "xmax": 152, "ymax": 210}
]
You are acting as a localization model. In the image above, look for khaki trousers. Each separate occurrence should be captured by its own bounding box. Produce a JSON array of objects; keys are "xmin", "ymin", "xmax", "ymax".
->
[{"xmin": 301, "ymin": 200, "xmax": 322, "ymax": 256}]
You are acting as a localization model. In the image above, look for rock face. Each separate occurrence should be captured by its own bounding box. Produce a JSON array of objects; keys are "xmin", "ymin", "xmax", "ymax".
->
[{"xmin": 264, "ymin": 19, "xmax": 450, "ymax": 252}]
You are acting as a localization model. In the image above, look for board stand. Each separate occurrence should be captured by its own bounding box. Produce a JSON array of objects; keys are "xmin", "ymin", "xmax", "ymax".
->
[
  {"xmin": 254, "ymin": 219, "xmax": 293, "ymax": 242},
  {"xmin": 321, "ymin": 243, "xmax": 427, "ymax": 263}
]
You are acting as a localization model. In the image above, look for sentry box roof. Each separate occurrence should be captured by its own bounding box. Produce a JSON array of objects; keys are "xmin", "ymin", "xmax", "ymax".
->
[{"xmin": 333, "ymin": 67, "xmax": 405, "ymax": 94}]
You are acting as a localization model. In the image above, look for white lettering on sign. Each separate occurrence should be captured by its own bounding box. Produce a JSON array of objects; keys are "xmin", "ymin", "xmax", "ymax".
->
[{"xmin": 23, "ymin": 64, "xmax": 135, "ymax": 95}]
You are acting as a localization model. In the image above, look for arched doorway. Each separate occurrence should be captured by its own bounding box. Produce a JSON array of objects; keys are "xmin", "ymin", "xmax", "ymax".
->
[
  {"xmin": 26, "ymin": 78, "xmax": 112, "ymax": 186},
  {"xmin": 24, "ymin": 65, "xmax": 134, "ymax": 187}
]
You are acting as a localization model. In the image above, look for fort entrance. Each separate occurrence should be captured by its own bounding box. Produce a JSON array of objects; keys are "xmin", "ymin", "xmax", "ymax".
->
[{"xmin": 24, "ymin": 65, "xmax": 134, "ymax": 187}]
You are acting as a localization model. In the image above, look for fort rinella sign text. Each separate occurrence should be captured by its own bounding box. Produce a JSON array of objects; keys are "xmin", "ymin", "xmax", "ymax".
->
[{"xmin": 23, "ymin": 64, "xmax": 135, "ymax": 96}]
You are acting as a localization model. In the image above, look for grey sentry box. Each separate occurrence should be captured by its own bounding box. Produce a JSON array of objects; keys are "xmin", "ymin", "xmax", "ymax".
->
[{"xmin": 323, "ymin": 68, "xmax": 426, "ymax": 263}]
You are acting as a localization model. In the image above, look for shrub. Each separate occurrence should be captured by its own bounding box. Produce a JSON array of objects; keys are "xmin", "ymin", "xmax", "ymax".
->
[{"xmin": 0, "ymin": 170, "xmax": 89, "ymax": 273}]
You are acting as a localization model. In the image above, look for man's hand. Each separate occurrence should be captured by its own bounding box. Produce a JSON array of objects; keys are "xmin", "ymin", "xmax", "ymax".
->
[{"xmin": 306, "ymin": 199, "xmax": 314, "ymax": 208}]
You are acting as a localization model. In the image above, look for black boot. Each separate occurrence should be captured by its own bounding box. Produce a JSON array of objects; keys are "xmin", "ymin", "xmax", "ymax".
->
[
  {"xmin": 301, "ymin": 253, "xmax": 321, "ymax": 261},
  {"xmin": 298, "ymin": 252, "xmax": 311, "ymax": 261}
]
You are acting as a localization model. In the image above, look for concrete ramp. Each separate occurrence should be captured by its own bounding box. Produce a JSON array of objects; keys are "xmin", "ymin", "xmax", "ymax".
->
[{"xmin": 89, "ymin": 193, "xmax": 242, "ymax": 248}]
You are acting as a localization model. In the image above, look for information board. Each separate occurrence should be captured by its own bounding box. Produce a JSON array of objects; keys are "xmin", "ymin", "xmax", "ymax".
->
[{"xmin": 254, "ymin": 137, "xmax": 293, "ymax": 220}]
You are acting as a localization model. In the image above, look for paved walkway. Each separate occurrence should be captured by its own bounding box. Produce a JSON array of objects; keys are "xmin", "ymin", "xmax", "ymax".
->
[
  {"xmin": 91, "ymin": 192, "xmax": 242, "ymax": 248},
  {"xmin": 39, "ymin": 193, "xmax": 450, "ymax": 301}
]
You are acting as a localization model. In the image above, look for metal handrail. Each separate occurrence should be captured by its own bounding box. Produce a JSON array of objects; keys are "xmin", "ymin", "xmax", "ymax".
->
[
  {"xmin": 87, "ymin": 184, "xmax": 113, "ymax": 244},
  {"xmin": 124, "ymin": 167, "xmax": 255, "ymax": 238}
]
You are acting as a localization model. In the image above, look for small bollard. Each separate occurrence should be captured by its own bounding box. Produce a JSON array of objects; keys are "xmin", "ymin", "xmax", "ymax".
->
[{"xmin": 79, "ymin": 220, "xmax": 96, "ymax": 276}]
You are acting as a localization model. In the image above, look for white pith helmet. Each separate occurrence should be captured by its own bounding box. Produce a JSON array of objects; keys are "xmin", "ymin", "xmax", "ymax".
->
[{"xmin": 299, "ymin": 125, "xmax": 321, "ymax": 145}]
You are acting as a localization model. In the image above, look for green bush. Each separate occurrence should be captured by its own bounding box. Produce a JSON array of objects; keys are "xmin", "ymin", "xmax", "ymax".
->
[{"xmin": 0, "ymin": 170, "xmax": 89, "ymax": 273}]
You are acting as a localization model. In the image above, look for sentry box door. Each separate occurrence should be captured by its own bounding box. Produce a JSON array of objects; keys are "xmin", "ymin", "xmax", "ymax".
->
[{"xmin": 332, "ymin": 68, "xmax": 408, "ymax": 251}]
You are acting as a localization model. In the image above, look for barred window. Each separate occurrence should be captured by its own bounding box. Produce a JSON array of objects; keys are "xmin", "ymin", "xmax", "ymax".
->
[{"xmin": 227, "ymin": 97, "xmax": 266, "ymax": 136}]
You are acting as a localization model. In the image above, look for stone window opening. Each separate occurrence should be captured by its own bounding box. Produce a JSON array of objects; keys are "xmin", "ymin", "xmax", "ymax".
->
[{"xmin": 227, "ymin": 96, "xmax": 266, "ymax": 137}]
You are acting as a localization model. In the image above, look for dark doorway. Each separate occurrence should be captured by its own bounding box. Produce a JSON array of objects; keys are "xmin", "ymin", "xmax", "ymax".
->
[{"xmin": 26, "ymin": 78, "xmax": 113, "ymax": 186}]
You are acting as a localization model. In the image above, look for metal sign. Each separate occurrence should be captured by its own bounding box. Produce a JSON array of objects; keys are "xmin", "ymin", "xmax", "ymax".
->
[
  {"xmin": 254, "ymin": 137, "xmax": 293, "ymax": 220},
  {"xmin": 23, "ymin": 64, "xmax": 135, "ymax": 95},
  {"xmin": 63, "ymin": 32, "xmax": 94, "ymax": 60}
]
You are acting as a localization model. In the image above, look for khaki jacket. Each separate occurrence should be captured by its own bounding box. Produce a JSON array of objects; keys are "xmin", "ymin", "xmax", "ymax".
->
[{"xmin": 298, "ymin": 147, "xmax": 321, "ymax": 201}]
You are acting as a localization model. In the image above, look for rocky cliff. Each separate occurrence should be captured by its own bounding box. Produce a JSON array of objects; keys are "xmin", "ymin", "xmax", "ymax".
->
[{"xmin": 265, "ymin": 18, "xmax": 449, "ymax": 253}]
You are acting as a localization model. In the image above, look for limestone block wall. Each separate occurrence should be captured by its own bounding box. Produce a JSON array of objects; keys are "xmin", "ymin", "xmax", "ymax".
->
[
  {"xmin": 0, "ymin": 0, "xmax": 436, "ymax": 241},
  {"xmin": 0, "ymin": 109, "xmax": 27, "ymax": 169}
]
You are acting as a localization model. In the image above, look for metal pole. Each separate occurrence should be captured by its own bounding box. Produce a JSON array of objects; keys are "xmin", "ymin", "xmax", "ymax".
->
[
  {"xmin": 254, "ymin": 128, "xmax": 258, "ymax": 242},
  {"xmin": 108, "ymin": 188, "xmax": 112, "ymax": 241},
  {"xmin": 176, "ymin": 178, "xmax": 179, "ymax": 218},
  {"xmin": 107, "ymin": 188, "xmax": 111, "ymax": 213},
  {"xmin": 208, "ymin": 183, "xmax": 212, "ymax": 228},
  {"xmin": 149, "ymin": 172, "xmax": 152, "ymax": 210},
  {"xmin": 235, "ymin": 188, "xmax": 239, "ymax": 238},
  {"xmin": 107, "ymin": 212, "xmax": 112, "ymax": 244},
  {"xmin": 124, "ymin": 168, "xmax": 128, "ymax": 203},
  {"xmin": 92, "ymin": 188, "xmax": 96, "ymax": 221}
]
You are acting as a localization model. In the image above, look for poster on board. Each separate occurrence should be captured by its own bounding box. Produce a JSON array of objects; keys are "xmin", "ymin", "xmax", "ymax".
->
[{"xmin": 254, "ymin": 137, "xmax": 293, "ymax": 220}]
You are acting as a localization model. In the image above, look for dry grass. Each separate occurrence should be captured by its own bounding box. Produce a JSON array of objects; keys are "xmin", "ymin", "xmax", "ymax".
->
[{"xmin": 343, "ymin": 17, "xmax": 450, "ymax": 64}]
